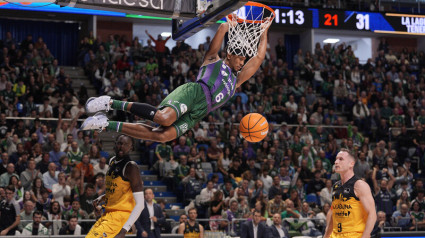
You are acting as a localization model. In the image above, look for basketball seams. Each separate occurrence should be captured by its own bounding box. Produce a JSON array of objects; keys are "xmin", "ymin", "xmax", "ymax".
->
[
  {"xmin": 248, "ymin": 125, "xmax": 269, "ymax": 133},
  {"xmin": 249, "ymin": 113, "xmax": 264, "ymax": 130},
  {"xmin": 239, "ymin": 113, "xmax": 268, "ymax": 143}
]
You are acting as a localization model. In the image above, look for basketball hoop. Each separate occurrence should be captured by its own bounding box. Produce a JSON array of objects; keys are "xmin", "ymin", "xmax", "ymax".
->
[{"xmin": 226, "ymin": 1, "xmax": 275, "ymax": 58}]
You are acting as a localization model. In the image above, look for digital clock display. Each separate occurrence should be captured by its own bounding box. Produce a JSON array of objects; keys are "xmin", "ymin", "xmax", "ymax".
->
[
  {"xmin": 270, "ymin": 6, "xmax": 425, "ymax": 35},
  {"xmin": 273, "ymin": 8, "xmax": 312, "ymax": 27}
]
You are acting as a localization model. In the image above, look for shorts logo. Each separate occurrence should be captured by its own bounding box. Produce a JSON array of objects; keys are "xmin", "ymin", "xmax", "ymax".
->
[
  {"xmin": 180, "ymin": 104, "xmax": 188, "ymax": 114},
  {"xmin": 179, "ymin": 123, "xmax": 188, "ymax": 134},
  {"xmin": 103, "ymin": 232, "xmax": 108, "ymax": 237}
]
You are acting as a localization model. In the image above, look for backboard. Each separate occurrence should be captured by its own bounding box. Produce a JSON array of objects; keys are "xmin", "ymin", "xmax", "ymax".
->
[
  {"xmin": 172, "ymin": 0, "xmax": 248, "ymax": 40},
  {"xmin": 55, "ymin": 0, "xmax": 247, "ymax": 40}
]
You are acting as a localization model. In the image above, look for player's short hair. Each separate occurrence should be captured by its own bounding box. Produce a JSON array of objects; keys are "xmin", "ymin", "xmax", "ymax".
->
[
  {"xmin": 339, "ymin": 148, "xmax": 357, "ymax": 162},
  {"xmin": 188, "ymin": 207, "xmax": 197, "ymax": 214}
]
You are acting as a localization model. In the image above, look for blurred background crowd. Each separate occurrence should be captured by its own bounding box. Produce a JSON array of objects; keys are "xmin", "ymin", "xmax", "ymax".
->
[{"xmin": 0, "ymin": 17, "xmax": 424, "ymax": 236}]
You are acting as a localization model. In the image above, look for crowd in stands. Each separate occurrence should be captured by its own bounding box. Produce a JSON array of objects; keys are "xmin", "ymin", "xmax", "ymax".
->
[{"xmin": 0, "ymin": 27, "xmax": 425, "ymax": 237}]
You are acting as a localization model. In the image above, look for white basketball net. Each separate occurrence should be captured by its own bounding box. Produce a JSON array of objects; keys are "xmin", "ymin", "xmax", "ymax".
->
[{"xmin": 226, "ymin": 4, "xmax": 273, "ymax": 58}]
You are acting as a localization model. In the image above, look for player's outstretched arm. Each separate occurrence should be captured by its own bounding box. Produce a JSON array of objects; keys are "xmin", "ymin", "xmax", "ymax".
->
[
  {"xmin": 323, "ymin": 207, "xmax": 333, "ymax": 238},
  {"xmin": 116, "ymin": 162, "xmax": 145, "ymax": 238},
  {"xmin": 202, "ymin": 23, "xmax": 229, "ymax": 65},
  {"xmin": 356, "ymin": 180, "xmax": 377, "ymax": 238},
  {"xmin": 236, "ymin": 23, "xmax": 270, "ymax": 88}
]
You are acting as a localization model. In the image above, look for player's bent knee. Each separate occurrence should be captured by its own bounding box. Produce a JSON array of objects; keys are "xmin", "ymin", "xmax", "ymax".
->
[{"xmin": 155, "ymin": 111, "xmax": 175, "ymax": 127}]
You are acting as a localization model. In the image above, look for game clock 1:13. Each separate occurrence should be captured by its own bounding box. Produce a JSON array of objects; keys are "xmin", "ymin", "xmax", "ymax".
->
[{"xmin": 274, "ymin": 8, "xmax": 313, "ymax": 28}]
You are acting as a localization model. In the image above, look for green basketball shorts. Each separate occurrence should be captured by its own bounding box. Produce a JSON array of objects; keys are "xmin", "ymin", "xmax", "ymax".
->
[{"xmin": 159, "ymin": 82, "xmax": 208, "ymax": 137}]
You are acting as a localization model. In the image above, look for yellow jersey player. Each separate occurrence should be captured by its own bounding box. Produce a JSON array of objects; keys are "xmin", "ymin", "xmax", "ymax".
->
[
  {"xmin": 178, "ymin": 208, "xmax": 204, "ymax": 238},
  {"xmin": 324, "ymin": 148, "xmax": 376, "ymax": 238},
  {"xmin": 86, "ymin": 135, "xmax": 144, "ymax": 238}
]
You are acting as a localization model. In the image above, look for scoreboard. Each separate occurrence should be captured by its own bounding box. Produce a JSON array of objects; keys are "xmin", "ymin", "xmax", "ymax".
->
[{"xmin": 272, "ymin": 6, "xmax": 425, "ymax": 35}]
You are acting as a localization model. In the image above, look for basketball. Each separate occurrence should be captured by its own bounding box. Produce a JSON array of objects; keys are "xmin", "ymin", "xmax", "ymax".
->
[{"xmin": 239, "ymin": 113, "xmax": 269, "ymax": 143}]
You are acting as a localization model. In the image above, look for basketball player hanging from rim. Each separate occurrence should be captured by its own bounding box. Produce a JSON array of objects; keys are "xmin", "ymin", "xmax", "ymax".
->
[{"xmin": 81, "ymin": 3, "xmax": 275, "ymax": 142}]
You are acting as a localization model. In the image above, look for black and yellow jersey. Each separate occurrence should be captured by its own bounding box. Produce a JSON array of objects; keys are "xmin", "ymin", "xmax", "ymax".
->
[
  {"xmin": 183, "ymin": 221, "xmax": 201, "ymax": 238},
  {"xmin": 331, "ymin": 175, "xmax": 367, "ymax": 234},
  {"xmin": 104, "ymin": 156, "xmax": 136, "ymax": 213}
]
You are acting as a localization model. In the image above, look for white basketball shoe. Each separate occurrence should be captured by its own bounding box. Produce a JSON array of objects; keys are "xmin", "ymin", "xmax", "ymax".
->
[
  {"xmin": 85, "ymin": 95, "xmax": 112, "ymax": 114},
  {"xmin": 80, "ymin": 112, "xmax": 109, "ymax": 132}
]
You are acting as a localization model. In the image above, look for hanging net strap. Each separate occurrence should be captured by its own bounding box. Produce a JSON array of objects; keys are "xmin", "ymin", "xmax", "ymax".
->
[{"xmin": 226, "ymin": 1, "xmax": 275, "ymax": 58}]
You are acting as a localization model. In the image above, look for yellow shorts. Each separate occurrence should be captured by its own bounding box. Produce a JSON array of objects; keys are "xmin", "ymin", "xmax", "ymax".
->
[
  {"xmin": 330, "ymin": 232, "xmax": 362, "ymax": 238},
  {"xmin": 86, "ymin": 211, "xmax": 131, "ymax": 238}
]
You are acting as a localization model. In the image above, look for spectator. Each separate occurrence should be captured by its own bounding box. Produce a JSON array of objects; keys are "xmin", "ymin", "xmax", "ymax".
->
[
  {"xmin": 372, "ymin": 167, "xmax": 395, "ymax": 219},
  {"xmin": 52, "ymin": 172, "xmax": 70, "ymax": 207},
  {"xmin": 67, "ymin": 141, "xmax": 83, "ymax": 166},
  {"xmin": 410, "ymin": 201, "xmax": 425, "ymax": 230},
  {"xmin": 199, "ymin": 180, "xmax": 216, "ymax": 205},
  {"xmin": 173, "ymin": 136, "xmax": 190, "ymax": 158},
  {"xmin": 267, "ymin": 191, "xmax": 286, "ymax": 217},
  {"xmin": 20, "ymin": 159, "xmax": 42, "ymax": 191},
  {"xmin": 46, "ymin": 201, "xmax": 62, "ymax": 235},
  {"xmin": 19, "ymin": 200, "xmax": 35, "ymax": 232},
  {"xmin": 75, "ymin": 154, "xmax": 94, "ymax": 183},
  {"xmin": 154, "ymin": 142, "xmax": 174, "ymax": 178},
  {"xmin": 240, "ymin": 210, "xmax": 266, "ymax": 238},
  {"xmin": 320, "ymin": 179, "xmax": 333, "ymax": 205},
  {"xmin": 145, "ymin": 30, "xmax": 170, "ymax": 56},
  {"xmin": 281, "ymin": 199, "xmax": 300, "ymax": 219},
  {"xmin": 267, "ymin": 213, "xmax": 290, "ymax": 238},
  {"xmin": 58, "ymin": 155, "xmax": 71, "ymax": 174},
  {"xmin": 36, "ymin": 153, "xmax": 50, "ymax": 174},
  {"xmin": 354, "ymin": 152, "xmax": 370, "ymax": 179},
  {"xmin": 411, "ymin": 189, "xmax": 425, "ymax": 211},
  {"xmin": 63, "ymin": 200, "xmax": 88, "ymax": 221},
  {"xmin": 306, "ymin": 170, "xmax": 326, "ymax": 198},
  {"xmin": 93, "ymin": 157, "xmax": 108, "ymax": 176},
  {"xmin": 79, "ymin": 183, "xmax": 97, "ymax": 215},
  {"xmin": 135, "ymin": 188, "xmax": 164, "ymax": 238},
  {"xmin": 392, "ymin": 203, "xmax": 411, "ymax": 230},
  {"xmin": 268, "ymin": 176, "xmax": 284, "ymax": 200},
  {"xmin": 0, "ymin": 185, "xmax": 20, "ymax": 235},
  {"xmin": 0, "ymin": 152, "xmax": 9, "ymax": 175},
  {"xmin": 49, "ymin": 142, "xmax": 66, "ymax": 166},
  {"xmin": 372, "ymin": 211, "xmax": 391, "ymax": 235},
  {"xmin": 171, "ymin": 214, "xmax": 187, "ymax": 234},
  {"xmin": 42, "ymin": 162, "xmax": 59, "ymax": 191},
  {"xmin": 0, "ymin": 163, "xmax": 18, "ymax": 187},
  {"xmin": 21, "ymin": 210, "xmax": 49, "ymax": 236},
  {"xmin": 209, "ymin": 190, "xmax": 224, "ymax": 231},
  {"xmin": 207, "ymin": 138, "xmax": 223, "ymax": 171},
  {"xmin": 36, "ymin": 189, "xmax": 52, "ymax": 215},
  {"xmin": 59, "ymin": 215, "xmax": 84, "ymax": 235}
]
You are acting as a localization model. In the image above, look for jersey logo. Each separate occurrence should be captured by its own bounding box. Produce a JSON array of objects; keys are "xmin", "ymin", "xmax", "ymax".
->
[
  {"xmin": 344, "ymin": 188, "xmax": 350, "ymax": 193},
  {"xmin": 179, "ymin": 123, "xmax": 188, "ymax": 134},
  {"xmin": 221, "ymin": 70, "xmax": 228, "ymax": 77},
  {"xmin": 180, "ymin": 104, "xmax": 188, "ymax": 114}
]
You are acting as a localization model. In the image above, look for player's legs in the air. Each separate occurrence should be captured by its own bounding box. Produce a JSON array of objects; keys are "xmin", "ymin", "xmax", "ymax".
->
[
  {"xmin": 84, "ymin": 95, "xmax": 177, "ymax": 127},
  {"xmin": 81, "ymin": 82, "xmax": 207, "ymax": 142}
]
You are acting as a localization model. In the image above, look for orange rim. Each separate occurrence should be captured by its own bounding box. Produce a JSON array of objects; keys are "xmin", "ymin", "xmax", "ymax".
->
[{"xmin": 227, "ymin": 1, "xmax": 275, "ymax": 24}]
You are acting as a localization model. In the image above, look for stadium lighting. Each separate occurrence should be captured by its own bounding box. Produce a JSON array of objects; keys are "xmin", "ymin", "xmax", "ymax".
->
[
  {"xmin": 161, "ymin": 32, "xmax": 172, "ymax": 37},
  {"xmin": 323, "ymin": 38, "xmax": 340, "ymax": 44}
]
